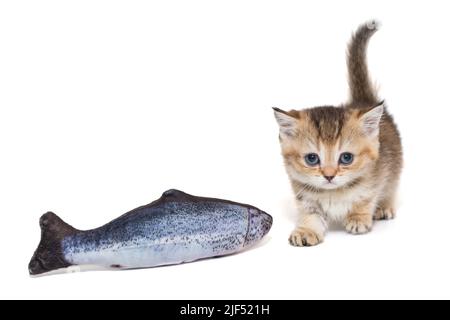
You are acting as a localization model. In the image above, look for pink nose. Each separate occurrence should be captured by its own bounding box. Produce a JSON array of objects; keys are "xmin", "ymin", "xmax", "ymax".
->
[{"xmin": 321, "ymin": 166, "xmax": 337, "ymax": 181}]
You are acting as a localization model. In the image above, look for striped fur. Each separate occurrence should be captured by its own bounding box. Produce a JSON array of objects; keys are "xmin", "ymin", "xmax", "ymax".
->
[{"xmin": 274, "ymin": 21, "xmax": 403, "ymax": 246}]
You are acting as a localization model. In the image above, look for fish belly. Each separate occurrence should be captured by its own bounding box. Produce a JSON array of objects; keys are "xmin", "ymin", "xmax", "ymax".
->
[{"xmin": 64, "ymin": 236, "xmax": 244, "ymax": 268}]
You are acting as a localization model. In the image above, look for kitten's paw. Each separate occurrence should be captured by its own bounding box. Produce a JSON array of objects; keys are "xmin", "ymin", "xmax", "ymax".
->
[
  {"xmin": 374, "ymin": 207, "xmax": 396, "ymax": 220},
  {"xmin": 345, "ymin": 213, "xmax": 373, "ymax": 235},
  {"xmin": 289, "ymin": 227, "xmax": 323, "ymax": 247}
]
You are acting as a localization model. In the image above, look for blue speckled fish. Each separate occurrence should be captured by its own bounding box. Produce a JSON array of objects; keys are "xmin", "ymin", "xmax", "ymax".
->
[{"xmin": 28, "ymin": 189, "xmax": 272, "ymax": 276}]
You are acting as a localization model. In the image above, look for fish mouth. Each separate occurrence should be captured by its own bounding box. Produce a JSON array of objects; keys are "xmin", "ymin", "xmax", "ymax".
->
[
  {"xmin": 244, "ymin": 208, "xmax": 273, "ymax": 247},
  {"xmin": 258, "ymin": 210, "xmax": 273, "ymax": 234}
]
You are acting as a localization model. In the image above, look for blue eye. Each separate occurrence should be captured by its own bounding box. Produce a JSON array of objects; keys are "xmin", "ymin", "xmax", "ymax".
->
[
  {"xmin": 339, "ymin": 152, "xmax": 354, "ymax": 165},
  {"xmin": 305, "ymin": 153, "xmax": 320, "ymax": 166}
]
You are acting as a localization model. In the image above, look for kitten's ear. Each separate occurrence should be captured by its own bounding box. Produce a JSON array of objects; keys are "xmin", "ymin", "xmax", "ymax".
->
[
  {"xmin": 273, "ymin": 107, "xmax": 298, "ymax": 137},
  {"xmin": 359, "ymin": 102, "xmax": 384, "ymax": 137}
]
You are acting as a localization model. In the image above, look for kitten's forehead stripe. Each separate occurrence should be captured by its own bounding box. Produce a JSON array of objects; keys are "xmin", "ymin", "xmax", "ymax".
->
[{"xmin": 306, "ymin": 106, "xmax": 346, "ymax": 143}]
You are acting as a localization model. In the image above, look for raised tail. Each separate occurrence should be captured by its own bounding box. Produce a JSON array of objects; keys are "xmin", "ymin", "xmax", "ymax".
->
[
  {"xmin": 347, "ymin": 20, "xmax": 380, "ymax": 106},
  {"xmin": 28, "ymin": 212, "xmax": 78, "ymax": 276}
]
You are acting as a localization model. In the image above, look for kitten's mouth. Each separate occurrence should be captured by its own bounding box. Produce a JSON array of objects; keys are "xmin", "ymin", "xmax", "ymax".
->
[
  {"xmin": 321, "ymin": 182, "xmax": 339, "ymax": 190},
  {"xmin": 318, "ymin": 177, "xmax": 362, "ymax": 191}
]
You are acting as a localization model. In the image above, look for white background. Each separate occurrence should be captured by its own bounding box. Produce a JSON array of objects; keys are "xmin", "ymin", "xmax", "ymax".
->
[{"xmin": 1, "ymin": 0, "xmax": 449, "ymax": 299}]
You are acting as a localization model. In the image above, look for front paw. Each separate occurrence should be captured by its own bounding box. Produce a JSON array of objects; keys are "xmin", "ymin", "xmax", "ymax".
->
[
  {"xmin": 289, "ymin": 227, "xmax": 323, "ymax": 247},
  {"xmin": 374, "ymin": 207, "xmax": 395, "ymax": 220},
  {"xmin": 345, "ymin": 213, "xmax": 372, "ymax": 235}
]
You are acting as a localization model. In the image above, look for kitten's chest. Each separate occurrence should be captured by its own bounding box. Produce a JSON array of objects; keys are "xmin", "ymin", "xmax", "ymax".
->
[
  {"xmin": 316, "ymin": 195, "xmax": 353, "ymax": 220},
  {"xmin": 308, "ymin": 190, "xmax": 366, "ymax": 221}
]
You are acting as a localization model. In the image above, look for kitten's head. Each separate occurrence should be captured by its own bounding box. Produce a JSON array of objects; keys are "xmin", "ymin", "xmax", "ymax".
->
[{"xmin": 274, "ymin": 104, "xmax": 384, "ymax": 191}]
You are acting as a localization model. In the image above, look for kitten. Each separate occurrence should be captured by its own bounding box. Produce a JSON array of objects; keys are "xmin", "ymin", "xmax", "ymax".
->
[{"xmin": 273, "ymin": 21, "xmax": 403, "ymax": 246}]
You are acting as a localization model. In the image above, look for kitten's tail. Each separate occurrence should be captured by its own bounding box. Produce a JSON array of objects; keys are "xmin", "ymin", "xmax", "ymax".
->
[{"xmin": 347, "ymin": 20, "xmax": 380, "ymax": 106}]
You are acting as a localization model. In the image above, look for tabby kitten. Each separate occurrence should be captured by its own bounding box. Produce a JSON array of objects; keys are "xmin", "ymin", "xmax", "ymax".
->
[{"xmin": 274, "ymin": 21, "xmax": 402, "ymax": 246}]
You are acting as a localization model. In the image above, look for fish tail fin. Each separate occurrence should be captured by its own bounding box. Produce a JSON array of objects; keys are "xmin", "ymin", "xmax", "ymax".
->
[
  {"xmin": 28, "ymin": 212, "xmax": 78, "ymax": 276},
  {"xmin": 347, "ymin": 20, "xmax": 380, "ymax": 106}
]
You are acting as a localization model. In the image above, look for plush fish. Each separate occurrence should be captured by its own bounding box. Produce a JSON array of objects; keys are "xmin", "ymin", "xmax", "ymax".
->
[{"xmin": 28, "ymin": 189, "xmax": 272, "ymax": 276}]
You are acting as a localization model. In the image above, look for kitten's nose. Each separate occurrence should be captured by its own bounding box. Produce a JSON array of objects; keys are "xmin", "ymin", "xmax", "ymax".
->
[{"xmin": 322, "ymin": 166, "xmax": 337, "ymax": 182}]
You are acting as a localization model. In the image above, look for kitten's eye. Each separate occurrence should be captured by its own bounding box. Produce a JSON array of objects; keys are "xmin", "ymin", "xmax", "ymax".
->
[
  {"xmin": 304, "ymin": 153, "xmax": 320, "ymax": 166},
  {"xmin": 339, "ymin": 152, "xmax": 354, "ymax": 165}
]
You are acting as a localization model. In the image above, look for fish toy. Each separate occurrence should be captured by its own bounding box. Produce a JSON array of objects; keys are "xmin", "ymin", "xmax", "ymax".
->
[{"xmin": 28, "ymin": 189, "xmax": 272, "ymax": 276}]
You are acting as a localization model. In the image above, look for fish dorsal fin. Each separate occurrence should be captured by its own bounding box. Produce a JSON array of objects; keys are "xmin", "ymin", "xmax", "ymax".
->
[{"xmin": 161, "ymin": 189, "xmax": 190, "ymax": 200}]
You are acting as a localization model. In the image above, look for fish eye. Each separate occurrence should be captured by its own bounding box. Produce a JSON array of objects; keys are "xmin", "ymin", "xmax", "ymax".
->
[
  {"xmin": 339, "ymin": 152, "xmax": 354, "ymax": 165},
  {"xmin": 304, "ymin": 153, "xmax": 320, "ymax": 166}
]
